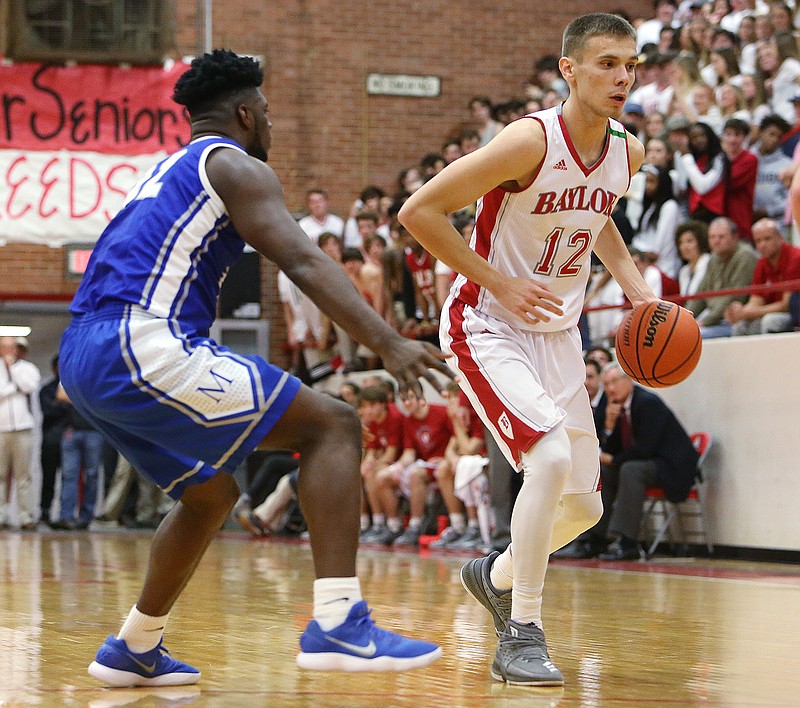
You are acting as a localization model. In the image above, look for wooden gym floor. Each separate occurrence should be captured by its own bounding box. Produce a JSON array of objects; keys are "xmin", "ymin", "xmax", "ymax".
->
[{"xmin": 2, "ymin": 528, "xmax": 799, "ymax": 707}]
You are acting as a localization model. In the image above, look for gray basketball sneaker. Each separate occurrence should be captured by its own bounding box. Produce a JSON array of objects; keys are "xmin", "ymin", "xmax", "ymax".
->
[
  {"xmin": 492, "ymin": 620, "xmax": 564, "ymax": 686},
  {"xmin": 459, "ymin": 551, "xmax": 512, "ymax": 635}
]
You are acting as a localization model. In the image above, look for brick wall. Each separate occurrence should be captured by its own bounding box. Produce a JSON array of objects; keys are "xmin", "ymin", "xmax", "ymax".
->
[{"xmin": 1, "ymin": 0, "xmax": 645, "ymax": 363}]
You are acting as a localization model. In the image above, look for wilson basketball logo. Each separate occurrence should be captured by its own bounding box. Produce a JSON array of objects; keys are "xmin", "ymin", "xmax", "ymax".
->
[{"xmin": 642, "ymin": 301, "xmax": 672, "ymax": 348}]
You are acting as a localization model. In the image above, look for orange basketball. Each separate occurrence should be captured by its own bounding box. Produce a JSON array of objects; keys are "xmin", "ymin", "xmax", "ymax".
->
[{"xmin": 614, "ymin": 301, "xmax": 702, "ymax": 388}]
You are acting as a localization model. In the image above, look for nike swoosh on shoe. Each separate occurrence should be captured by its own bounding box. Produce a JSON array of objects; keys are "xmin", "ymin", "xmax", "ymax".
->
[{"xmin": 324, "ymin": 636, "xmax": 378, "ymax": 657}]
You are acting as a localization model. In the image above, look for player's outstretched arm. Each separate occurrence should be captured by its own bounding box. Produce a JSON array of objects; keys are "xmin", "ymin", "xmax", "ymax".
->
[
  {"xmin": 400, "ymin": 119, "xmax": 563, "ymax": 325},
  {"xmin": 206, "ymin": 148, "xmax": 452, "ymax": 395}
]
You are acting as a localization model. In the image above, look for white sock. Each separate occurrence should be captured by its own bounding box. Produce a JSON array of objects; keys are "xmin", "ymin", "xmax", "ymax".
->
[
  {"xmin": 468, "ymin": 518, "xmax": 480, "ymax": 529},
  {"xmin": 387, "ymin": 517, "xmax": 402, "ymax": 532},
  {"xmin": 313, "ymin": 577, "xmax": 362, "ymax": 631},
  {"xmin": 490, "ymin": 547, "xmax": 514, "ymax": 591},
  {"xmin": 372, "ymin": 513, "xmax": 385, "ymax": 527},
  {"xmin": 118, "ymin": 605, "xmax": 169, "ymax": 653},
  {"xmin": 360, "ymin": 514, "xmax": 370, "ymax": 531},
  {"xmin": 408, "ymin": 516, "xmax": 422, "ymax": 530},
  {"xmin": 450, "ymin": 513, "xmax": 466, "ymax": 532}
]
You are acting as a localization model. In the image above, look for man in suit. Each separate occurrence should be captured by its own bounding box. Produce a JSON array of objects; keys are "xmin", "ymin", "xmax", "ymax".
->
[{"xmin": 596, "ymin": 363, "xmax": 698, "ymax": 560}]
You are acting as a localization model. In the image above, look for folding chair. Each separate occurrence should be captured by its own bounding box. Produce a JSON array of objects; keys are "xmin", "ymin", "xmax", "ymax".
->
[{"xmin": 642, "ymin": 432, "xmax": 714, "ymax": 559}]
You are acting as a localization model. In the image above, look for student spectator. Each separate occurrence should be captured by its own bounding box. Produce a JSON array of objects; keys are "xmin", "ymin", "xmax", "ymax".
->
[
  {"xmin": 372, "ymin": 390, "xmax": 453, "ymax": 546},
  {"xmin": 420, "ymin": 153, "xmax": 446, "ymax": 181},
  {"xmin": 737, "ymin": 13, "xmax": 758, "ymax": 74},
  {"xmin": 357, "ymin": 386, "xmax": 404, "ymax": 541},
  {"xmin": 752, "ymin": 114, "xmax": 793, "ymax": 221},
  {"xmin": 0, "ymin": 336, "xmax": 41, "ymax": 530},
  {"xmin": 632, "ymin": 165, "xmax": 683, "ymax": 278},
  {"xmin": 717, "ymin": 83, "xmax": 751, "ymax": 124},
  {"xmin": 725, "ymin": 218, "xmax": 800, "ymax": 334},
  {"xmin": 637, "ymin": 0, "xmax": 679, "ymax": 51},
  {"xmin": 278, "ymin": 267, "xmax": 326, "ymax": 384},
  {"xmin": 343, "ymin": 185, "xmax": 385, "ymax": 249},
  {"xmin": 459, "ymin": 128, "xmax": 482, "ymax": 155},
  {"xmin": 675, "ymin": 220, "xmax": 712, "ymax": 296},
  {"xmin": 441, "ymin": 139, "xmax": 463, "ymax": 165},
  {"xmin": 664, "ymin": 114, "xmax": 693, "ymax": 156},
  {"xmin": 644, "ymin": 110, "xmax": 667, "ymax": 142},
  {"xmin": 720, "ymin": 0, "xmax": 755, "ymax": 36},
  {"xmin": 686, "ymin": 216, "xmax": 759, "ymax": 337},
  {"xmin": 630, "ymin": 51, "xmax": 675, "ymax": 115},
  {"xmin": 429, "ymin": 383, "xmax": 487, "ymax": 550},
  {"xmin": 468, "ymin": 96, "xmax": 504, "ymax": 147},
  {"xmin": 400, "ymin": 223, "xmax": 438, "ymax": 326},
  {"xmin": 596, "ymin": 363, "xmax": 698, "ymax": 561},
  {"xmin": 630, "ymin": 247, "xmax": 680, "ymax": 299},
  {"xmin": 674, "ymin": 121, "xmax": 727, "ymax": 223},
  {"xmin": 769, "ymin": 2, "xmax": 793, "ymax": 34},
  {"xmin": 669, "ymin": 53, "xmax": 715, "ymax": 128},
  {"xmin": 38, "ymin": 354, "xmax": 70, "ymax": 527},
  {"xmin": 51, "ymin": 383, "xmax": 104, "ymax": 530},
  {"xmin": 721, "ymin": 117, "xmax": 758, "ymax": 241},
  {"xmin": 297, "ymin": 189, "xmax": 344, "ymax": 244},
  {"xmin": 758, "ymin": 32, "xmax": 800, "ymax": 123},
  {"xmin": 702, "ymin": 46, "xmax": 742, "ymax": 89},
  {"xmin": 361, "ymin": 234, "xmax": 392, "ymax": 326},
  {"xmin": 739, "ymin": 72, "xmax": 772, "ymax": 135}
]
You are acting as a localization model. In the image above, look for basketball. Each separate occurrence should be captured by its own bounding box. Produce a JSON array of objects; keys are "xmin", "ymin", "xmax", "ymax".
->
[{"xmin": 614, "ymin": 301, "xmax": 702, "ymax": 388}]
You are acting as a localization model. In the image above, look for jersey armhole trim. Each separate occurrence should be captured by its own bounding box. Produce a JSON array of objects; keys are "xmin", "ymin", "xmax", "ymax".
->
[
  {"xmin": 198, "ymin": 142, "xmax": 247, "ymax": 212},
  {"xmin": 500, "ymin": 115, "xmax": 547, "ymax": 193}
]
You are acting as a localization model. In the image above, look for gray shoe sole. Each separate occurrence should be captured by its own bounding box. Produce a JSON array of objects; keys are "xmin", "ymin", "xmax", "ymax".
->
[
  {"xmin": 459, "ymin": 554, "xmax": 511, "ymax": 636},
  {"xmin": 490, "ymin": 661, "xmax": 564, "ymax": 686}
]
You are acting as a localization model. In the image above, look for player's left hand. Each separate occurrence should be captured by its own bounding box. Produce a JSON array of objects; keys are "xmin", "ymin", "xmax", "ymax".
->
[{"xmin": 378, "ymin": 336, "xmax": 454, "ymax": 398}]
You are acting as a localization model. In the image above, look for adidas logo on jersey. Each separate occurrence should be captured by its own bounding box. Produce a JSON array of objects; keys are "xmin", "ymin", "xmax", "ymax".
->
[{"xmin": 553, "ymin": 159, "xmax": 568, "ymax": 171}]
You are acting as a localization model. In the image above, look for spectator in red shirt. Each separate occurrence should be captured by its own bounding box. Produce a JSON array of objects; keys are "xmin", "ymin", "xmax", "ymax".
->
[
  {"xmin": 726, "ymin": 218, "xmax": 800, "ymax": 334},
  {"xmin": 722, "ymin": 118, "xmax": 759, "ymax": 242},
  {"xmin": 372, "ymin": 389, "xmax": 453, "ymax": 546},
  {"xmin": 357, "ymin": 386, "xmax": 405, "ymax": 541},
  {"xmin": 429, "ymin": 383, "xmax": 487, "ymax": 549}
]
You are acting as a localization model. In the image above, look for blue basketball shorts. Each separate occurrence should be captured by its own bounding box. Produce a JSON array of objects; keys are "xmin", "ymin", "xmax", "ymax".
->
[{"xmin": 59, "ymin": 306, "xmax": 301, "ymax": 500}]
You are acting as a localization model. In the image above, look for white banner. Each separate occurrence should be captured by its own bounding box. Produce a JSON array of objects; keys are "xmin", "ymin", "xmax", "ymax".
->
[{"xmin": 0, "ymin": 149, "xmax": 164, "ymax": 246}]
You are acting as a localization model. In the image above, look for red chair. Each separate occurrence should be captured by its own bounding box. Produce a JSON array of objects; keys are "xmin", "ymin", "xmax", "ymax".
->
[{"xmin": 641, "ymin": 432, "xmax": 714, "ymax": 559}]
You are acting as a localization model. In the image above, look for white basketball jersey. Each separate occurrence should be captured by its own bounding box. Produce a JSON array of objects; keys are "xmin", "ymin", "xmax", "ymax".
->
[{"xmin": 450, "ymin": 105, "xmax": 631, "ymax": 332}]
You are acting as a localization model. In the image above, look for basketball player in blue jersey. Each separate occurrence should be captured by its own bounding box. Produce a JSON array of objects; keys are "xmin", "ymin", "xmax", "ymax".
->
[
  {"xmin": 59, "ymin": 50, "xmax": 449, "ymax": 687},
  {"xmin": 400, "ymin": 14, "xmax": 660, "ymax": 686}
]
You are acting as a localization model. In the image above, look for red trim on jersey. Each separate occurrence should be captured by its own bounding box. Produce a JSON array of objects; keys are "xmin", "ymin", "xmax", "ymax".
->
[
  {"xmin": 458, "ymin": 187, "xmax": 506, "ymax": 307},
  {"xmin": 446, "ymin": 299, "xmax": 546, "ymax": 466},
  {"xmin": 498, "ymin": 116, "xmax": 547, "ymax": 193},
  {"xmin": 623, "ymin": 127, "xmax": 632, "ymax": 194},
  {"xmin": 558, "ymin": 113, "xmax": 611, "ymax": 177}
]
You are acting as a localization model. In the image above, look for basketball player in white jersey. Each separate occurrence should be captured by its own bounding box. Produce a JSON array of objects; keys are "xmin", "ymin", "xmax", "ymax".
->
[{"xmin": 400, "ymin": 13, "xmax": 660, "ymax": 685}]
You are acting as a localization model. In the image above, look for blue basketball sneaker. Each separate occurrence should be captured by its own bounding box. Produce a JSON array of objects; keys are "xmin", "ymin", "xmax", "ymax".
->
[
  {"xmin": 88, "ymin": 635, "xmax": 201, "ymax": 687},
  {"xmin": 296, "ymin": 600, "xmax": 442, "ymax": 671}
]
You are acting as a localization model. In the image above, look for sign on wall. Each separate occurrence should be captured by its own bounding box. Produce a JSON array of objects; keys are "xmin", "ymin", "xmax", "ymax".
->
[
  {"xmin": 0, "ymin": 61, "xmax": 192, "ymax": 246},
  {"xmin": 366, "ymin": 73, "xmax": 441, "ymax": 98}
]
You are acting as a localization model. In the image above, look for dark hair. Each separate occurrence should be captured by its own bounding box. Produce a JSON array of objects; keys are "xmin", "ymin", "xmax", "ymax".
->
[
  {"xmin": 534, "ymin": 54, "xmax": 560, "ymax": 73},
  {"xmin": 420, "ymin": 153, "xmax": 445, "ymax": 170},
  {"xmin": 317, "ymin": 232, "xmax": 341, "ymax": 249},
  {"xmin": 711, "ymin": 46, "xmax": 740, "ymax": 81},
  {"xmin": 689, "ymin": 122, "xmax": 723, "ymax": 165},
  {"xmin": 173, "ymin": 49, "xmax": 263, "ymax": 114},
  {"xmin": 307, "ymin": 188, "xmax": 328, "ymax": 199},
  {"xmin": 584, "ymin": 357, "xmax": 602, "ymax": 375},
  {"xmin": 469, "ymin": 95, "xmax": 493, "ymax": 109},
  {"xmin": 639, "ymin": 166, "xmax": 675, "ymax": 229},
  {"xmin": 359, "ymin": 185, "xmax": 385, "ymax": 203},
  {"xmin": 674, "ymin": 220, "xmax": 710, "ymax": 255},
  {"xmin": 759, "ymin": 114, "xmax": 791, "ymax": 134},
  {"xmin": 723, "ymin": 117, "xmax": 750, "ymax": 136},
  {"xmin": 358, "ymin": 385, "xmax": 388, "ymax": 406},
  {"xmin": 355, "ymin": 211, "xmax": 379, "ymax": 225},
  {"xmin": 562, "ymin": 12, "xmax": 636, "ymax": 58},
  {"xmin": 341, "ymin": 247, "xmax": 365, "ymax": 263},
  {"xmin": 364, "ymin": 234, "xmax": 387, "ymax": 252}
]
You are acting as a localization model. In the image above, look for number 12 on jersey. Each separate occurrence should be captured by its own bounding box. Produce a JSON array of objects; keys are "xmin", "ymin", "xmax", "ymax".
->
[{"xmin": 533, "ymin": 227, "xmax": 592, "ymax": 277}]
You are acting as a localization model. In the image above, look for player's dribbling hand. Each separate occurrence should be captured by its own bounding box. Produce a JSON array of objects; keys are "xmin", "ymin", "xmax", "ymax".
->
[{"xmin": 495, "ymin": 276, "xmax": 564, "ymax": 325}]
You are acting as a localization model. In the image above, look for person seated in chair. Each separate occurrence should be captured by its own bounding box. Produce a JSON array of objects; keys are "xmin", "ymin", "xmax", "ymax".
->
[{"xmin": 595, "ymin": 363, "xmax": 699, "ymax": 561}]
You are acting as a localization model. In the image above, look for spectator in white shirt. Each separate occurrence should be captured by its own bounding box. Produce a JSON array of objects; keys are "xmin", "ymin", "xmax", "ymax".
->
[
  {"xmin": 297, "ymin": 188, "xmax": 344, "ymax": 244},
  {"xmin": 0, "ymin": 336, "xmax": 41, "ymax": 529}
]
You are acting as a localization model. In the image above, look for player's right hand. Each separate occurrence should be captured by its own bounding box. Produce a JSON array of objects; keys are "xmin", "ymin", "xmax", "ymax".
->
[{"xmin": 494, "ymin": 276, "xmax": 564, "ymax": 325}]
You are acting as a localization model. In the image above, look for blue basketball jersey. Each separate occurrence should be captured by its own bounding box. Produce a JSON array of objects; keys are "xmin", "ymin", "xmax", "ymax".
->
[{"xmin": 70, "ymin": 136, "xmax": 246, "ymax": 336}]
